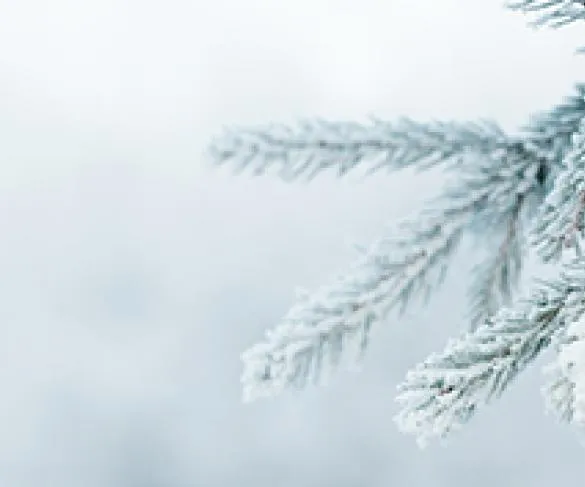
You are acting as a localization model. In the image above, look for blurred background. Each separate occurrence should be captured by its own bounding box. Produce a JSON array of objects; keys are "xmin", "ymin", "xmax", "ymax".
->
[{"xmin": 1, "ymin": 0, "xmax": 584, "ymax": 485}]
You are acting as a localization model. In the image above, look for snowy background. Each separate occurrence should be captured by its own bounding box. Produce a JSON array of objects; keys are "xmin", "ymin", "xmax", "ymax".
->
[{"xmin": 1, "ymin": 0, "xmax": 584, "ymax": 485}]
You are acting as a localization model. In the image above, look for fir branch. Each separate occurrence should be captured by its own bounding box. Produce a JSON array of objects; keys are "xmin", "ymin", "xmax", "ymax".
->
[
  {"xmin": 241, "ymin": 199, "xmax": 472, "ymax": 402},
  {"xmin": 208, "ymin": 86, "xmax": 585, "ymax": 183},
  {"xmin": 507, "ymin": 0, "xmax": 585, "ymax": 28},
  {"xmin": 394, "ymin": 258, "xmax": 585, "ymax": 447},
  {"xmin": 209, "ymin": 119, "xmax": 508, "ymax": 180}
]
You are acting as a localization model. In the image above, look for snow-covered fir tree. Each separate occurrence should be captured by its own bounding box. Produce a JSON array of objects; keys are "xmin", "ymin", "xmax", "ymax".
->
[{"xmin": 208, "ymin": 0, "xmax": 585, "ymax": 447}]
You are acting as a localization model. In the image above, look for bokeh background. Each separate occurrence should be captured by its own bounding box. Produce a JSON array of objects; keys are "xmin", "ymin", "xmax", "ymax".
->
[{"xmin": 1, "ymin": 0, "xmax": 584, "ymax": 485}]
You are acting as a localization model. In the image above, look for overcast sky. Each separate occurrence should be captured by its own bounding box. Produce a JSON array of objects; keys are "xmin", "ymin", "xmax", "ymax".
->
[{"xmin": 1, "ymin": 1, "xmax": 585, "ymax": 486}]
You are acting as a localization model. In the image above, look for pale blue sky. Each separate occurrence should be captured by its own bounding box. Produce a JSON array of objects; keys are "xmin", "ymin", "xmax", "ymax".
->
[{"xmin": 1, "ymin": 1, "xmax": 584, "ymax": 485}]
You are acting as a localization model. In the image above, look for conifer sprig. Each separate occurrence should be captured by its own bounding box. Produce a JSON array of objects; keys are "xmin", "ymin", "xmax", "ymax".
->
[
  {"xmin": 395, "ymin": 258, "xmax": 585, "ymax": 446},
  {"xmin": 209, "ymin": 119, "xmax": 510, "ymax": 180},
  {"xmin": 209, "ymin": 87, "xmax": 585, "ymax": 183}
]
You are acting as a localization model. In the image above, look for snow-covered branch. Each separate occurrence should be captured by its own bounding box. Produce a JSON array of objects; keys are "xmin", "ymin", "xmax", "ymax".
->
[
  {"xmin": 208, "ymin": 86, "xmax": 585, "ymax": 182},
  {"xmin": 241, "ymin": 201, "xmax": 469, "ymax": 402},
  {"xmin": 209, "ymin": 119, "xmax": 508, "ymax": 180},
  {"xmin": 395, "ymin": 258, "xmax": 585, "ymax": 447}
]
